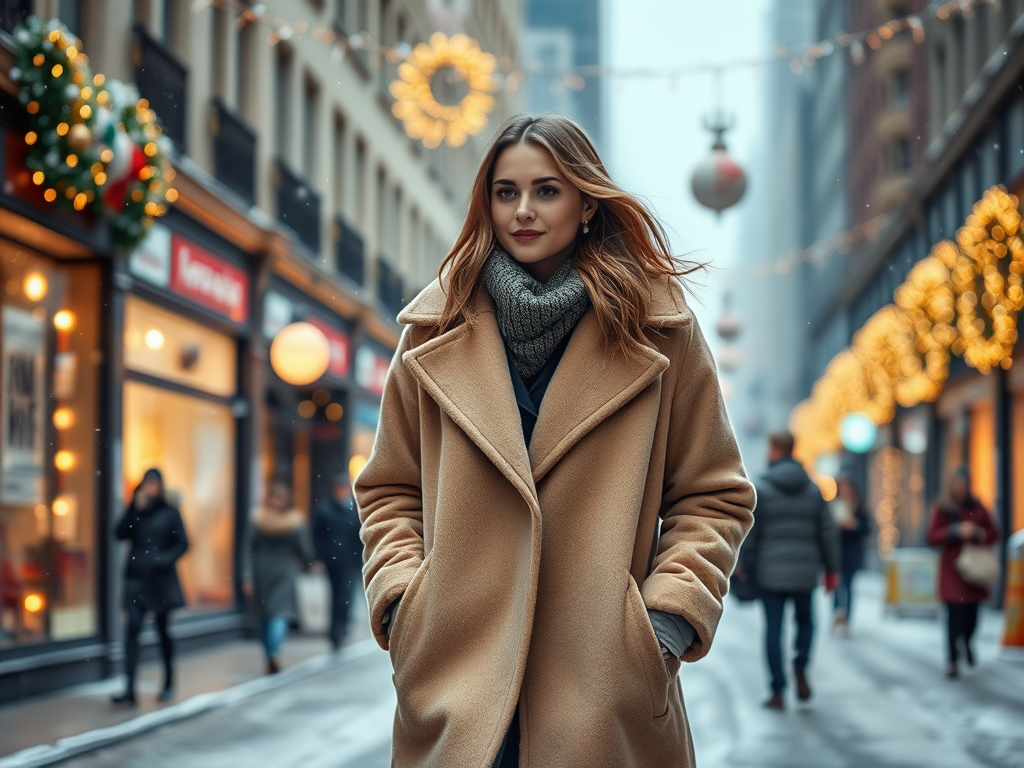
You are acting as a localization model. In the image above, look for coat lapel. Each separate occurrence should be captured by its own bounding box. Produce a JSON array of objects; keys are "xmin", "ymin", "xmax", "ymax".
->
[
  {"xmin": 397, "ymin": 277, "xmax": 692, "ymax": 496},
  {"xmin": 401, "ymin": 290, "xmax": 538, "ymax": 508},
  {"xmin": 527, "ymin": 309, "xmax": 670, "ymax": 483}
]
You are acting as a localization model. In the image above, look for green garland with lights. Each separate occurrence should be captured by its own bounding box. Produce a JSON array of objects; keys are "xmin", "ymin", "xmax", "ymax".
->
[{"xmin": 10, "ymin": 16, "xmax": 176, "ymax": 251}]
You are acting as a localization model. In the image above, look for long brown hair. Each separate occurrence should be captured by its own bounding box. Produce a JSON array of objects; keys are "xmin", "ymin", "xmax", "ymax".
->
[{"xmin": 437, "ymin": 114, "xmax": 701, "ymax": 357}]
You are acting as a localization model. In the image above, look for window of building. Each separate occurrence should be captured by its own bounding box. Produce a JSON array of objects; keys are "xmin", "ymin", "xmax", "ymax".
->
[
  {"xmin": 58, "ymin": 0, "xmax": 81, "ymax": 37},
  {"xmin": 1, "ymin": 250, "xmax": 101, "ymax": 648},
  {"xmin": 211, "ymin": 4, "xmax": 229, "ymax": 100},
  {"xmin": 274, "ymin": 47, "xmax": 293, "ymax": 160},
  {"xmin": 336, "ymin": 0, "xmax": 348, "ymax": 30},
  {"xmin": 884, "ymin": 138, "xmax": 912, "ymax": 174},
  {"xmin": 886, "ymin": 69, "xmax": 910, "ymax": 107},
  {"xmin": 333, "ymin": 113, "xmax": 347, "ymax": 217},
  {"xmin": 124, "ymin": 297, "xmax": 237, "ymax": 398},
  {"xmin": 302, "ymin": 75, "xmax": 320, "ymax": 182},
  {"xmin": 354, "ymin": 138, "xmax": 367, "ymax": 231},
  {"xmin": 236, "ymin": 18, "xmax": 257, "ymax": 121}
]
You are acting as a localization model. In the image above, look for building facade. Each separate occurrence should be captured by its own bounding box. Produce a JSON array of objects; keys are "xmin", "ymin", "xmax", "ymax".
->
[
  {"xmin": 801, "ymin": 1, "xmax": 1024, "ymax": 590},
  {"xmin": 0, "ymin": 0, "xmax": 520, "ymax": 702}
]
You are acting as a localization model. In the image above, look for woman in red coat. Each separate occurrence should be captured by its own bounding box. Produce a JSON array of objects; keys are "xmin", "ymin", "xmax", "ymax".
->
[{"xmin": 926, "ymin": 466, "xmax": 998, "ymax": 678}]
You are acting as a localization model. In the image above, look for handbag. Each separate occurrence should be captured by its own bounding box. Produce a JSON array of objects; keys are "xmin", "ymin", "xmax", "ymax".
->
[
  {"xmin": 956, "ymin": 544, "xmax": 1000, "ymax": 587},
  {"xmin": 295, "ymin": 572, "xmax": 331, "ymax": 633}
]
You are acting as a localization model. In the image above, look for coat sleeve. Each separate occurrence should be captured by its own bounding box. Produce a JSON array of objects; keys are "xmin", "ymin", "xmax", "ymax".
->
[
  {"xmin": 926, "ymin": 506, "xmax": 953, "ymax": 547},
  {"xmin": 354, "ymin": 326, "xmax": 425, "ymax": 651},
  {"xmin": 641, "ymin": 317, "xmax": 756, "ymax": 662},
  {"xmin": 114, "ymin": 503, "xmax": 139, "ymax": 541},
  {"xmin": 151, "ymin": 507, "xmax": 189, "ymax": 569}
]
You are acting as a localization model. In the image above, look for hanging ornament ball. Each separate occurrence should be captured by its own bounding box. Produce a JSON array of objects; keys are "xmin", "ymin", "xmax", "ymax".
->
[
  {"xmin": 105, "ymin": 128, "xmax": 135, "ymax": 184},
  {"xmin": 270, "ymin": 322, "xmax": 331, "ymax": 386},
  {"xmin": 692, "ymin": 147, "xmax": 747, "ymax": 214},
  {"xmin": 67, "ymin": 122, "xmax": 93, "ymax": 152}
]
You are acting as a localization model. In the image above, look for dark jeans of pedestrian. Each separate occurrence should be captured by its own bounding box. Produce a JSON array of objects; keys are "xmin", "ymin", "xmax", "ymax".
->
[
  {"xmin": 326, "ymin": 563, "xmax": 360, "ymax": 650},
  {"xmin": 834, "ymin": 568, "xmax": 857, "ymax": 620},
  {"xmin": 124, "ymin": 604, "xmax": 173, "ymax": 693},
  {"xmin": 945, "ymin": 601, "xmax": 979, "ymax": 664},
  {"xmin": 761, "ymin": 589, "xmax": 813, "ymax": 694}
]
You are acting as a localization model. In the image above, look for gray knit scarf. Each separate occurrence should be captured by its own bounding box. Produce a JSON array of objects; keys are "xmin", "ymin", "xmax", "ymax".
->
[{"xmin": 482, "ymin": 246, "xmax": 590, "ymax": 380}]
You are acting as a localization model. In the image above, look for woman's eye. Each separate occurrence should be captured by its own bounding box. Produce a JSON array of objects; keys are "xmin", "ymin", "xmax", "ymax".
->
[
  {"xmin": 497, "ymin": 188, "xmax": 516, "ymax": 199},
  {"xmin": 538, "ymin": 186, "xmax": 558, "ymax": 197}
]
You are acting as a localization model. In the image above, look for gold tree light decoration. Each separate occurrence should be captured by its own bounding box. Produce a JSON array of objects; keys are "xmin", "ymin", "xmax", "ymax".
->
[
  {"xmin": 953, "ymin": 186, "xmax": 1024, "ymax": 373},
  {"xmin": 390, "ymin": 33, "xmax": 496, "ymax": 148},
  {"xmin": 823, "ymin": 348, "xmax": 896, "ymax": 427},
  {"xmin": 852, "ymin": 305, "xmax": 925, "ymax": 408},
  {"xmin": 893, "ymin": 249, "xmax": 956, "ymax": 401}
]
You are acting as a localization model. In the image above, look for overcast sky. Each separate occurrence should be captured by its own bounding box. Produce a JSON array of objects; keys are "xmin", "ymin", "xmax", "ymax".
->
[{"xmin": 603, "ymin": 0, "xmax": 773, "ymax": 342}]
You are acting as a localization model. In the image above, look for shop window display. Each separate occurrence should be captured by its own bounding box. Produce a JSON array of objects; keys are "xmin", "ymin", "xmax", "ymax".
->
[
  {"xmin": 122, "ymin": 298, "xmax": 239, "ymax": 611},
  {"xmin": 1, "ymin": 245, "xmax": 100, "ymax": 648},
  {"xmin": 968, "ymin": 399, "xmax": 995, "ymax": 512},
  {"xmin": 122, "ymin": 382, "xmax": 236, "ymax": 610}
]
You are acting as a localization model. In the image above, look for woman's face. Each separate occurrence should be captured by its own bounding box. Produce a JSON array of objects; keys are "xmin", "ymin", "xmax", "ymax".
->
[
  {"xmin": 949, "ymin": 476, "xmax": 968, "ymax": 503},
  {"xmin": 490, "ymin": 141, "xmax": 596, "ymax": 282},
  {"xmin": 140, "ymin": 476, "xmax": 162, "ymax": 500},
  {"xmin": 266, "ymin": 486, "xmax": 289, "ymax": 512}
]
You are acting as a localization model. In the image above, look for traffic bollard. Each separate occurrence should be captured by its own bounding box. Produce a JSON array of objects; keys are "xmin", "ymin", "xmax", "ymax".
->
[{"xmin": 1002, "ymin": 529, "xmax": 1024, "ymax": 656}]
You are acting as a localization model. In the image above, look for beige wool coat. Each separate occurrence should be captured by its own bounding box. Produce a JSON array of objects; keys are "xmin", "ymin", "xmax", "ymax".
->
[{"xmin": 355, "ymin": 276, "xmax": 755, "ymax": 768}]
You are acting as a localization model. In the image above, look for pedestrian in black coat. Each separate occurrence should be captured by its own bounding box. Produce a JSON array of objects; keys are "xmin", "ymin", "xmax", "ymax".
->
[
  {"xmin": 312, "ymin": 474, "xmax": 363, "ymax": 650},
  {"xmin": 111, "ymin": 468, "xmax": 189, "ymax": 705}
]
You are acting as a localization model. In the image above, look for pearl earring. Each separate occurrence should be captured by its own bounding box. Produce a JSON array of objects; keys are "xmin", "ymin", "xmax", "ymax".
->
[{"xmin": 583, "ymin": 221, "xmax": 590, "ymax": 234}]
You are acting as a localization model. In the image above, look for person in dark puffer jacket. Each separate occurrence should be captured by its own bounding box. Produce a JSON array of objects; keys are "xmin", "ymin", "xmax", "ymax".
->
[{"xmin": 740, "ymin": 431, "xmax": 839, "ymax": 710}]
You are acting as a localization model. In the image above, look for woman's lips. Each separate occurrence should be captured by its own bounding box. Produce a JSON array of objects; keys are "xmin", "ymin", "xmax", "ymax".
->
[{"xmin": 512, "ymin": 231, "xmax": 542, "ymax": 242}]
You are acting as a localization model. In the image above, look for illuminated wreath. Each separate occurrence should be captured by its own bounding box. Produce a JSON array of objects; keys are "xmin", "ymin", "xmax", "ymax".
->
[
  {"xmin": 390, "ymin": 33, "xmax": 496, "ymax": 148},
  {"xmin": 952, "ymin": 186, "xmax": 1024, "ymax": 373},
  {"xmin": 11, "ymin": 16, "xmax": 174, "ymax": 251},
  {"xmin": 852, "ymin": 305, "xmax": 933, "ymax": 408}
]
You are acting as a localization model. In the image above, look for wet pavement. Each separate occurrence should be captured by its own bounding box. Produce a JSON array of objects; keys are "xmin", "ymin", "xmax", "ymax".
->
[{"xmin": 16, "ymin": 575, "xmax": 1024, "ymax": 768}]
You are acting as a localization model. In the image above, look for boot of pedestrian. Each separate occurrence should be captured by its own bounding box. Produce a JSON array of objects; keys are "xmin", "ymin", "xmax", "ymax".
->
[
  {"xmin": 267, "ymin": 656, "xmax": 281, "ymax": 675},
  {"xmin": 964, "ymin": 643, "xmax": 975, "ymax": 667},
  {"xmin": 156, "ymin": 684, "xmax": 174, "ymax": 703},
  {"xmin": 795, "ymin": 667, "xmax": 812, "ymax": 701},
  {"xmin": 762, "ymin": 692, "xmax": 785, "ymax": 710},
  {"xmin": 110, "ymin": 689, "xmax": 137, "ymax": 706},
  {"xmin": 946, "ymin": 662, "xmax": 959, "ymax": 678}
]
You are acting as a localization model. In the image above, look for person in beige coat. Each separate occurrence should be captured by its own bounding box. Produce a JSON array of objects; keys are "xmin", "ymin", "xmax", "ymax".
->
[{"xmin": 356, "ymin": 114, "xmax": 755, "ymax": 768}]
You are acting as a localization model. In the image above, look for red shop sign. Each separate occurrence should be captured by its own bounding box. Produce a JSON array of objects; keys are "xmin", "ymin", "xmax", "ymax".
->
[
  {"xmin": 306, "ymin": 317, "xmax": 351, "ymax": 379},
  {"xmin": 169, "ymin": 234, "xmax": 250, "ymax": 324},
  {"xmin": 355, "ymin": 346, "xmax": 391, "ymax": 397}
]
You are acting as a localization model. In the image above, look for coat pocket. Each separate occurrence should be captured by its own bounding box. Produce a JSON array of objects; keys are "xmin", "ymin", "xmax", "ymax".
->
[
  {"xmin": 388, "ymin": 553, "xmax": 433, "ymax": 668},
  {"xmin": 624, "ymin": 574, "xmax": 673, "ymax": 719}
]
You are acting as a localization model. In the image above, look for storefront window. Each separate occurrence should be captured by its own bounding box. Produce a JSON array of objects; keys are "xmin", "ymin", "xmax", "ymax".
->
[
  {"xmin": 968, "ymin": 399, "xmax": 995, "ymax": 511},
  {"xmin": 123, "ymin": 381, "xmax": 236, "ymax": 610},
  {"xmin": 124, "ymin": 297, "xmax": 237, "ymax": 397},
  {"xmin": 1, "ymin": 246, "xmax": 100, "ymax": 647},
  {"xmin": 123, "ymin": 296, "xmax": 239, "ymax": 612}
]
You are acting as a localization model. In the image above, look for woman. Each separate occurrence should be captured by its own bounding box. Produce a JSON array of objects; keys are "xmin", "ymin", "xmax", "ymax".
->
[
  {"xmin": 926, "ymin": 466, "xmax": 998, "ymax": 678},
  {"xmin": 243, "ymin": 482, "xmax": 312, "ymax": 675},
  {"xmin": 111, "ymin": 468, "xmax": 189, "ymax": 705},
  {"xmin": 356, "ymin": 115, "xmax": 755, "ymax": 768},
  {"xmin": 832, "ymin": 474, "xmax": 871, "ymax": 635}
]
